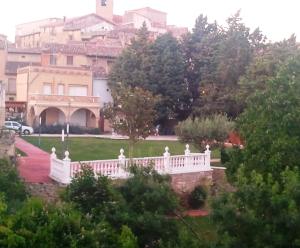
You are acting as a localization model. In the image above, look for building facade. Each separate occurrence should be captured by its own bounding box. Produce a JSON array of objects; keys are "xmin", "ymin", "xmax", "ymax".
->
[
  {"xmin": 16, "ymin": 66, "xmax": 101, "ymax": 129},
  {"xmin": 3, "ymin": 0, "xmax": 188, "ymax": 131}
]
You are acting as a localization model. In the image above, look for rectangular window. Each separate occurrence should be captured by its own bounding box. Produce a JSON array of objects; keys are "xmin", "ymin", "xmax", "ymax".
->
[
  {"xmin": 43, "ymin": 83, "xmax": 52, "ymax": 95},
  {"xmin": 50, "ymin": 55, "xmax": 57, "ymax": 65},
  {"xmin": 69, "ymin": 85, "xmax": 88, "ymax": 96},
  {"xmin": 67, "ymin": 56, "xmax": 73, "ymax": 66},
  {"xmin": 58, "ymin": 84, "xmax": 64, "ymax": 96},
  {"xmin": 8, "ymin": 78, "xmax": 16, "ymax": 94},
  {"xmin": 101, "ymin": 0, "xmax": 107, "ymax": 6}
]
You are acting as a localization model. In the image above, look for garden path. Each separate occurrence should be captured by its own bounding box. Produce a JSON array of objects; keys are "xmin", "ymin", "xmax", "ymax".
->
[{"xmin": 16, "ymin": 137, "xmax": 52, "ymax": 183}]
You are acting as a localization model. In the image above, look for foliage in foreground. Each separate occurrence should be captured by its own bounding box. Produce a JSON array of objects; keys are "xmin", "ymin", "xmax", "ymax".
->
[
  {"xmin": 176, "ymin": 114, "xmax": 234, "ymax": 150},
  {"xmin": 64, "ymin": 165, "xmax": 202, "ymax": 247},
  {"xmin": 212, "ymin": 56, "xmax": 300, "ymax": 247},
  {"xmin": 0, "ymin": 159, "xmax": 27, "ymax": 212},
  {"xmin": 0, "ymin": 161, "xmax": 207, "ymax": 247}
]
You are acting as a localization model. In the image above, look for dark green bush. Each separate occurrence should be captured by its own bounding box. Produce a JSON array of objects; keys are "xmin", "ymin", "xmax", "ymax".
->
[
  {"xmin": 0, "ymin": 159, "xmax": 27, "ymax": 212},
  {"xmin": 188, "ymin": 186, "xmax": 207, "ymax": 209},
  {"xmin": 34, "ymin": 125, "xmax": 100, "ymax": 135}
]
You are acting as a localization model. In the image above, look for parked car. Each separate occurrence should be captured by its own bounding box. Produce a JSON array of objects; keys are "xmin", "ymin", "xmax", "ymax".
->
[{"xmin": 4, "ymin": 121, "xmax": 34, "ymax": 135}]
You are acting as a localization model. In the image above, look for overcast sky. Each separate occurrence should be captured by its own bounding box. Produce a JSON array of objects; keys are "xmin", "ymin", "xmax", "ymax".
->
[{"xmin": 0, "ymin": 0, "xmax": 299, "ymax": 42}]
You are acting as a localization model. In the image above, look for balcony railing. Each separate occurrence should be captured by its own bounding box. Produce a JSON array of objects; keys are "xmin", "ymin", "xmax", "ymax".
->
[{"xmin": 29, "ymin": 94, "xmax": 100, "ymax": 104}]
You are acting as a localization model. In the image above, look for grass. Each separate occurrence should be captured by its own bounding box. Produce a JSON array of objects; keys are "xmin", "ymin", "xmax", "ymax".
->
[
  {"xmin": 23, "ymin": 137, "xmax": 220, "ymax": 161},
  {"xmin": 16, "ymin": 148, "xmax": 27, "ymax": 157},
  {"xmin": 178, "ymin": 216, "xmax": 217, "ymax": 244}
]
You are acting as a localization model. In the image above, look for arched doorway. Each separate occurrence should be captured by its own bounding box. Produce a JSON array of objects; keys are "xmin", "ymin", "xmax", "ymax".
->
[
  {"xmin": 70, "ymin": 108, "xmax": 97, "ymax": 128},
  {"xmin": 40, "ymin": 107, "xmax": 66, "ymax": 126}
]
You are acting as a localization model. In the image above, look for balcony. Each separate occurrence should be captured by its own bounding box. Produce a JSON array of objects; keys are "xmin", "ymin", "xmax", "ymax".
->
[{"xmin": 28, "ymin": 94, "xmax": 101, "ymax": 108}]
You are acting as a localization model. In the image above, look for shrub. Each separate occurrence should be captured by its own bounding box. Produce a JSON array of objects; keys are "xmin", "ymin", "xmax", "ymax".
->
[
  {"xmin": 0, "ymin": 159, "xmax": 27, "ymax": 212},
  {"xmin": 176, "ymin": 114, "xmax": 234, "ymax": 150},
  {"xmin": 34, "ymin": 125, "xmax": 101, "ymax": 135},
  {"xmin": 188, "ymin": 186, "xmax": 207, "ymax": 209}
]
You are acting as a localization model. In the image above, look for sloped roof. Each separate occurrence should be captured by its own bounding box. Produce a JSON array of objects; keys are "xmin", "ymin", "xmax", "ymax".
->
[
  {"xmin": 42, "ymin": 43, "xmax": 86, "ymax": 55},
  {"xmin": 8, "ymin": 47, "xmax": 41, "ymax": 54},
  {"xmin": 5, "ymin": 61, "xmax": 40, "ymax": 75},
  {"xmin": 42, "ymin": 41, "xmax": 122, "ymax": 58},
  {"xmin": 63, "ymin": 13, "xmax": 115, "ymax": 31}
]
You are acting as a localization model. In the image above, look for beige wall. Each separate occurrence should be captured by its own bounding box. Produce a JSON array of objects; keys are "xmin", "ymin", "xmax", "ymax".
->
[
  {"xmin": 134, "ymin": 8, "xmax": 167, "ymax": 27},
  {"xmin": 17, "ymin": 28, "xmax": 84, "ymax": 48},
  {"xmin": 96, "ymin": 0, "xmax": 114, "ymax": 21},
  {"xmin": 16, "ymin": 72, "xmax": 28, "ymax": 101},
  {"xmin": 7, "ymin": 52, "xmax": 41, "ymax": 63},
  {"xmin": 0, "ymin": 49, "xmax": 6, "ymax": 82},
  {"xmin": 17, "ymin": 66, "xmax": 93, "ymax": 98}
]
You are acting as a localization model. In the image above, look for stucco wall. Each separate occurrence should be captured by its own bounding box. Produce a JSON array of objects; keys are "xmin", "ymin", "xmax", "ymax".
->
[
  {"xmin": 17, "ymin": 67, "xmax": 93, "ymax": 97},
  {"xmin": 96, "ymin": 0, "xmax": 114, "ymax": 21},
  {"xmin": 0, "ymin": 49, "xmax": 7, "ymax": 82},
  {"xmin": 16, "ymin": 72, "xmax": 28, "ymax": 101},
  {"xmin": 7, "ymin": 53, "xmax": 41, "ymax": 63}
]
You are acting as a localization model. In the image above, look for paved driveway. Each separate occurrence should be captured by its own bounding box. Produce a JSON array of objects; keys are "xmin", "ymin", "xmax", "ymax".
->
[{"xmin": 16, "ymin": 137, "xmax": 51, "ymax": 183}]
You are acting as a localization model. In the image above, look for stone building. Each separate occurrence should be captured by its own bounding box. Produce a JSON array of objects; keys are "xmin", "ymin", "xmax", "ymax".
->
[{"xmin": 4, "ymin": 0, "xmax": 188, "ymax": 131}]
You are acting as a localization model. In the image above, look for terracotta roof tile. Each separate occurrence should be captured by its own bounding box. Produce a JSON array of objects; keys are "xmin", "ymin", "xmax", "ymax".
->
[
  {"xmin": 43, "ymin": 41, "xmax": 122, "ymax": 58},
  {"xmin": 8, "ymin": 47, "xmax": 41, "ymax": 54},
  {"xmin": 63, "ymin": 13, "xmax": 115, "ymax": 31}
]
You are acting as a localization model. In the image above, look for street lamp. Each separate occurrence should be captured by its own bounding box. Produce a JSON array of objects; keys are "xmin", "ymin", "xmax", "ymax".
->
[
  {"xmin": 66, "ymin": 122, "xmax": 69, "ymax": 151},
  {"xmin": 61, "ymin": 128, "xmax": 65, "ymax": 158},
  {"xmin": 38, "ymin": 117, "xmax": 41, "ymax": 147}
]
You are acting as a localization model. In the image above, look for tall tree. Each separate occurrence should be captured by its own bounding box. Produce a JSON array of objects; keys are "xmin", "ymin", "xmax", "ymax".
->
[
  {"xmin": 148, "ymin": 33, "xmax": 191, "ymax": 123},
  {"xmin": 184, "ymin": 12, "xmax": 266, "ymax": 118},
  {"xmin": 238, "ymin": 34, "xmax": 299, "ymax": 105},
  {"xmin": 181, "ymin": 14, "xmax": 222, "ymax": 116},
  {"xmin": 109, "ymin": 22, "xmax": 152, "ymax": 89}
]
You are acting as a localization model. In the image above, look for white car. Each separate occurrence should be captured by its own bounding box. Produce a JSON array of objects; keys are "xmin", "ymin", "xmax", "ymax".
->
[{"xmin": 4, "ymin": 121, "xmax": 34, "ymax": 135}]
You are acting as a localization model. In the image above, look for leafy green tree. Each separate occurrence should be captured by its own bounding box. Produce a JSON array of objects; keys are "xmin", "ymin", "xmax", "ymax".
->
[
  {"xmin": 110, "ymin": 25, "xmax": 191, "ymax": 127},
  {"xmin": 181, "ymin": 14, "xmax": 223, "ymax": 116},
  {"xmin": 65, "ymin": 166, "xmax": 119, "ymax": 212},
  {"xmin": 119, "ymin": 225, "xmax": 139, "ymax": 248},
  {"xmin": 238, "ymin": 34, "xmax": 299, "ymax": 105},
  {"xmin": 147, "ymin": 33, "xmax": 191, "ymax": 123},
  {"xmin": 0, "ymin": 159, "xmax": 27, "ymax": 212},
  {"xmin": 184, "ymin": 12, "xmax": 265, "ymax": 118},
  {"xmin": 109, "ymin": 22, "xmax": 151, "ymax": 90},
  {"xmin": 176, "ymin": 114, "xmax": 234, "ymax": 150},
  {"xmin": 212, "ymin": 55, "xmax": 300, "ymax": 247},
  {"xmin": 212, "ymin": 168, "xmax": 300, "ymax": 248},
  {"xmin": 119, "ymin": 166, "xmax": 180, "ymax": 248},
  {"xmin": 104, "ymin": 85, "xmax": 159, "ymax": 157},
  {"xmin": 227, "ymin": 55, "xmax": 300, "ymax": 181}
]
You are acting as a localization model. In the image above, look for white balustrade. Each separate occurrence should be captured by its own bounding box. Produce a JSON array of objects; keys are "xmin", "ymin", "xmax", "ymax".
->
[{"xmin": 49, "ymin": 144, "xmax": 212, "ymax": 184}]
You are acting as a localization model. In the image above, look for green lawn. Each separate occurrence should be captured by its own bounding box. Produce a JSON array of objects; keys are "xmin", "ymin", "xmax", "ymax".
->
[
  {"xmin": 23, "ymin": 137, "xmax": 220, "ymax": 161},
  {"xmin": 16, "ymin": 148, "xmax": 27, "ymax": 157},
  {"xmin": 178, "ymin": 216, "xmax": 217, "ymax": 244}
]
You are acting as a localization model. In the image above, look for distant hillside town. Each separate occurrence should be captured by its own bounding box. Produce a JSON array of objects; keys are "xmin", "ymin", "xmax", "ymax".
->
[{"xmin": 0, "ymin": 0, "xmax": 187, "ymax": 132}]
